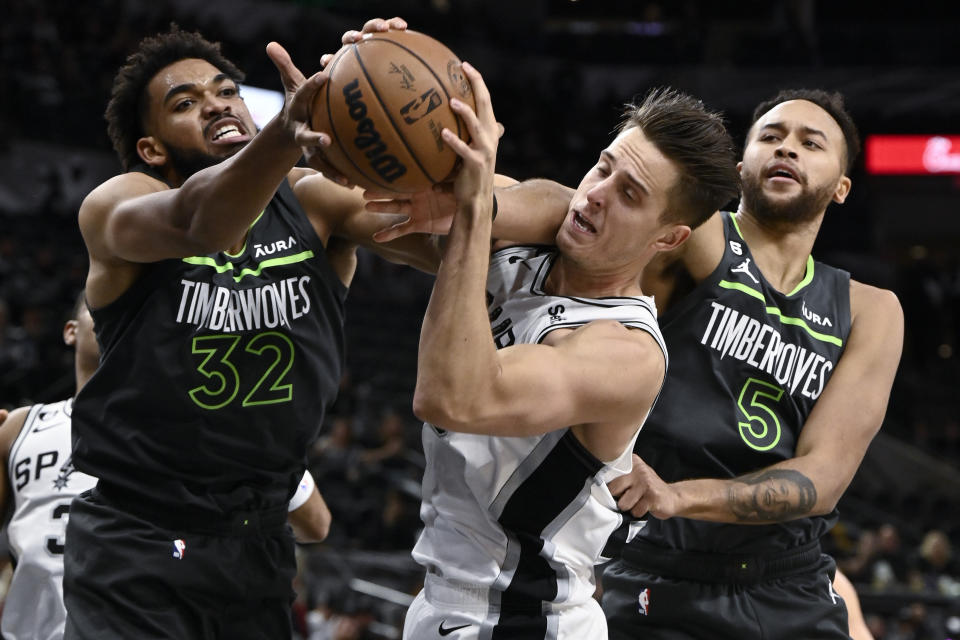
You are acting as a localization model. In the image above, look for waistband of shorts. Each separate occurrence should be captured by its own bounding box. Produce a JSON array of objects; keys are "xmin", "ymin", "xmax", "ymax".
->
[
  {"xmin": 93, "ymin": 482, "xmax": 289, "ymax": 537},
  {"xmin": 423, "ymin": 571, "xmax": 590, "ymax": 613},
  {"xmin": 620, "ymin": 539, "xmax": 822, "ymax": 585},
  {"xmin": 424, "ymin": 572, "xmax": 492, "ymax": 610}
]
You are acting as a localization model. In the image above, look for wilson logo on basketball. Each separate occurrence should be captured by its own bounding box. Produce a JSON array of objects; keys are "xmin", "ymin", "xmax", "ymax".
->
[{"xmin": 342, "ymin": 78, "xmax": 408, "ymax": 183}]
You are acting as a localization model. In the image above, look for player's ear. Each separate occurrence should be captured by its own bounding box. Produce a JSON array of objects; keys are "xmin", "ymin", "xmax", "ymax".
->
[
  {"xmin": 653, "ymin": 224, "xmax": 691, "ymax": 252},
  {"xmin": 63, "ymin": 319, "xmax": 78, "ymax": 347},
  {"xmin": 832, "ymin": 175, "xmax": 851, "ymax": 204},
  {"xmin": 136, "ymin": 136, "xmax": 167, "ymax": 167}
]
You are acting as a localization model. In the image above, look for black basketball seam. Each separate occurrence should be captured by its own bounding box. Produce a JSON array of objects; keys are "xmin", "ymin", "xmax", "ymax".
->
[
  {"xmin": 354, "ymin": 38, "xmax": 440, "ymax": 183},
  {"xmin": 324, "ymin": 44, "xmax": 396, "ymax": 192}
]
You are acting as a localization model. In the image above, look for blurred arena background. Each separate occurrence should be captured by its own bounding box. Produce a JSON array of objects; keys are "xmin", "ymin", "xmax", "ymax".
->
[{"xmin": 1, "ymin": 1, "xmax": 958, "ymax": 638}]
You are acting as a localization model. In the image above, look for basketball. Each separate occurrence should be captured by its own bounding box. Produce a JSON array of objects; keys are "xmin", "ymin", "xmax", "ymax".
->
[{"xmin": 311, "ymin": 30, "xmax": 476, "ymax": 193}]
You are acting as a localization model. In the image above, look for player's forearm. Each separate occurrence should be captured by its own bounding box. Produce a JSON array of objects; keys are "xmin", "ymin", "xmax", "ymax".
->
[
  {"xmin": 173, "ymin": 117, "xmax": 303, "ymax": 251},
  {"xmin": 491, "ymin": 179, "xmax": 572, "ymax": 244},
  {"xmin": 670, "ymin": 465, "xmax": 822, "ymax": 524},
  {"xmin": 414, "ymin": 196, "xmax": 498, "ymax": 428}
]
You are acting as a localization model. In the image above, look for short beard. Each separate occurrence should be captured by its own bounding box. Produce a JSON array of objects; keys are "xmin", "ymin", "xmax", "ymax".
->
[
  {"xmin": 165, "ymin": 140, "xmax": 247, "ymax": 182},
  {"xmin": 165, "ymin": 144, "xmax": 222, "ymax": 182},
  {"xmin": 741, "ymin": 171, "xmax": 835, "ymax": 227}
]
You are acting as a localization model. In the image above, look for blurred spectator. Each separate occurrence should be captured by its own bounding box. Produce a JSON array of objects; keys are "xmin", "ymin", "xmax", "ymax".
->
[{"xmin": 909, "ymin": 530, "xmax": 960, "ymax": 596}]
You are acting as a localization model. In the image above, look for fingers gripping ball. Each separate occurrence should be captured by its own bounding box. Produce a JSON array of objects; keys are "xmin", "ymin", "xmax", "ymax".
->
[{"xmin": 312, "ymin": 30, "xmax": 476, "ymax": 193}]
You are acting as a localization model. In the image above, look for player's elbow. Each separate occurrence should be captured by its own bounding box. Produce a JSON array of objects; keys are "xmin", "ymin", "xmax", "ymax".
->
[{"xmin": 412, "ymin": 385, "xmax": 475, "ymax": 432}]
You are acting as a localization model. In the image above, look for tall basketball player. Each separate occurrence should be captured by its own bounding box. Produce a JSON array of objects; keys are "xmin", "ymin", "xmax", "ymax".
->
[
  {"xmin": 401, "ymin": 63, "xmax": 739, "ymax": 638},
  {"xmin": 62, "ymin": 21, "xmax": 441, "ymax": 640}
]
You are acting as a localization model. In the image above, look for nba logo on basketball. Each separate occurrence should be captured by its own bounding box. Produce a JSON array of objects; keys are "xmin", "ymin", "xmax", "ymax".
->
[
  {"xmin": 172, "ymin": 539, "xmax": 186, "ymax": 560},
  {"xmin": 638, "ymin": 588, "xmax": 650, "ymax": 616}
]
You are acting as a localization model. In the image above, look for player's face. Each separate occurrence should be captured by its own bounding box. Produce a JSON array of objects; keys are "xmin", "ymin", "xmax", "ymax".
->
[
  {"xmin": 740, "ymin": 100, "xmax": 851, "ymax": 225},
  {"xmin": 557, "ymin": 127, "xmax": 681, "ymax": 272},
  {"xmin": 141, "ymin": 58, "xmax": 257, "ymax": 181}
]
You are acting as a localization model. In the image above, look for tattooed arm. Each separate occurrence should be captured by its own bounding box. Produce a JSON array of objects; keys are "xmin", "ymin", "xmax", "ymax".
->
[{"xmin": 608, "ymin": 281, "xmax": 903, "ymax": 524}]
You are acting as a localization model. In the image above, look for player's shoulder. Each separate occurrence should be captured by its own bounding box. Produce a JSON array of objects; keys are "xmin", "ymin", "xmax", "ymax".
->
[
  {"xmin": 849, "ymin": 278, "xmax": 902, "ymax": 317},
  {"xmin": 79, "ymin": 171, "xmax": 169, "ymax": 221},
  {"xmin": 849, "ymin": 278, "xmax": 903, "ymax": 340},
  {"xmin": 576, "ymin": 319, "xmax": 663, "ymax": 361},
  {"xmin": 0, "ymin": 405, "xmax": 32, "ymax": 461}
]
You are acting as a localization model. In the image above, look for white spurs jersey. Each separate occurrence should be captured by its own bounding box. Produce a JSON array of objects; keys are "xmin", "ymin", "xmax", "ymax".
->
[
  {"xmin": 4, "ymin": 399, "xmax": 96, "ymax": 640},
  {"xmin": 412, "ymin": 246, "xmax": 667, "ymax": 616}
]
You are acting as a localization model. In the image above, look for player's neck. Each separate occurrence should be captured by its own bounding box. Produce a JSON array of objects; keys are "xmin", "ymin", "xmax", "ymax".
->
[
  {"xmin": 546, "ymin": 255, "xmax": 644, "ymax": 299},
  {"xmin": 734, "ymin": 206, "xmax": 823, "ymax": 295},
  {"xmin": 75, "ymin": 362, "xmax": 95, "ymax": 395}
]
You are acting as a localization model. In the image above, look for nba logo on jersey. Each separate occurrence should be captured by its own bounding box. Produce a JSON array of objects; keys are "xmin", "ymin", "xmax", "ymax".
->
[
  {"xmin": 638, "ymin": 588, "xmax": 650, "ymax": 616},
  {"xmin": 172, "ymin": 539, "xmax": 186, "ymax": 560}
]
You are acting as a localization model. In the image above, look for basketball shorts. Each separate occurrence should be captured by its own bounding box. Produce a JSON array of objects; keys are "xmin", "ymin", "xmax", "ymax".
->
[
  {"xmin": 403, "ymin": 572, "xmax": 607, "ymax": 640},
  {"xmin": 602, "ymin": 545, "xmax": 850, "ymax": 640},
  {"xmin": 62, "ymin": 486, "xmax": 296, "ymax": 640}
]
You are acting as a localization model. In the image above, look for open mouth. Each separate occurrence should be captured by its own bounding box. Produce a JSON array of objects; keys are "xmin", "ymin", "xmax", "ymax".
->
[
  {"xmin": 572, "ymin": 211, "xmax": 597, "ymax": 233},
  {"xmin": 766, "ymin": 163, "xmax": 801, "ymax": 183},
  {"xmin": 212, "ymin": 124, "xmax": 243, "ymax": 141},
  {"xmin": 205, "ymin": 117, "xmax": 248, "ymax": 144}
]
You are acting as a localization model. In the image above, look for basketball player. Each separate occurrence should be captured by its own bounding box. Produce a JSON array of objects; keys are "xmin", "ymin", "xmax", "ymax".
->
[
  {"xmin": 402, "ymin": 61, "xmax": 740, "ymax": 637},
  {"xmin": 380, "ymin": 89, "xmax": 902, "ymax": 639},
  {"xmin": 597, "ymin": 90, "xmax": 903, "ymax": 640},
  {"xmin": 63, "ymin": 22, "xmax": 435, "ymax": 640},
  {"xmin": 0, "ymin": 296, "xmax": 332, "ymax": 640},
  {"xmin": 0, "ymin": 297, "xmax": 97, "ymax": 640}
]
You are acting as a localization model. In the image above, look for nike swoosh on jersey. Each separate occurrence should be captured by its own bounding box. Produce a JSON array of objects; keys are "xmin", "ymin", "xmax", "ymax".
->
[{"xmin": 438, "ymin": 621, "xmax": 472, "ymax": 636}]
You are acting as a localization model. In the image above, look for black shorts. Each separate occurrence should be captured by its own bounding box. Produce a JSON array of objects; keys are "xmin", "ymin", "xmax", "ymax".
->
[
  {"xmin": 601, "ymin": 546, "xmax": 850, "ymax": 640},
  {"xmin": 63, "ymin": 487, "xmax": 296, "ymax": 640}
]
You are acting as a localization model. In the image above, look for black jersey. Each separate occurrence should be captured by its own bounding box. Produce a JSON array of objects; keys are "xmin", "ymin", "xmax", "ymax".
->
[
  {"xmin": 633, "ymin": 212, "xmax": 851, "ymax": 555},
  {"xmin": 73, "ymin": 175, "xmax": 347, "ymax": 519}
]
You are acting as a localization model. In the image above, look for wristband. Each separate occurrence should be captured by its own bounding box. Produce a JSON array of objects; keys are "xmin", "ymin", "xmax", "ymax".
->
[{"xmin": 287, "ymin": 470, "xmax": 316, "ymax": 512}]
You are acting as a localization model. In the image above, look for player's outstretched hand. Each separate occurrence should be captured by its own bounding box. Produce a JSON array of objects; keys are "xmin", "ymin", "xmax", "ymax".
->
[
  {"xmin": 443, "ymin": 61, "xmax": 498, "ymax": 218},
  {"xmin": 320, "ymin": 17, "xmax": 408, "ymax": 68},
  {"xmin": 265, "ymin": 42, "xmax": 329, "ymax": 151},
  {"xmin": 607, "ymin": 454, "xmax": 680, "ymax": 519},
  {"xmin": 266, "ymin": 42, "xmax": 356, "ymax": 186}
]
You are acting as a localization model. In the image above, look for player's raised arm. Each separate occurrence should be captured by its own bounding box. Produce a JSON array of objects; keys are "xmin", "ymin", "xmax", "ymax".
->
[{"xmin": 82, "ymin": 41, "xmax": 327, "ymax": 268}]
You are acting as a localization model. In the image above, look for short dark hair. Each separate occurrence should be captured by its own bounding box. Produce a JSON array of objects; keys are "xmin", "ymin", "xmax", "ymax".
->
[
  {"xmin": 617, "ymin": 88, "xmax": 740, "ymax": 229},
  {"xmin": 750, "ymin": 89, "xmax": 860, "ymax": 174},
  {"xmin": 105, "ymin": 25, "xmax": 245, "ymax": 171}
]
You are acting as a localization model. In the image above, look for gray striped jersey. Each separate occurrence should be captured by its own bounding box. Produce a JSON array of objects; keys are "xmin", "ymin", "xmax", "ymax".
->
[
  {"xmin": 412, "ymin": 246, "xmax": 667, "ymax": 619},
  {"xmin": 4, "ymin": 399, "xmax": 96, "ymax": 640}
]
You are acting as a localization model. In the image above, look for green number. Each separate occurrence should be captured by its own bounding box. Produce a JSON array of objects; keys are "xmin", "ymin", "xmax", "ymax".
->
[
  {"xmin": 189, "ymin": 335, "xmax": 241, "ymax": 409},
  {"xmin": 188, "ymin": 332, "xmax": 295, "ymax": 410},
  {"xmin": 737, "ymin": 377, "xmax": 784, "ymax": 451},
  {"xmin": 242, "ymin": 332, "xmax": 295, "ymax": 406}
]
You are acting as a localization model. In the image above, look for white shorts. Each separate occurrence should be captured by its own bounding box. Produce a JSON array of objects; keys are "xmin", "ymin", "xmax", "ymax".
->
[{"xmin": 403, "ymin": 573, "xmax": 607, "ymax": 640}]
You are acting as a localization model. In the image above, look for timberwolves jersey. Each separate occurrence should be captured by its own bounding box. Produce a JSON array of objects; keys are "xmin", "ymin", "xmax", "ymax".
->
[
  {"xmin": 412, "ymin": 247, "xmax": 667, "ymax": 621},
  {"xmin": 72, "ymin": 176, "xmax": 347, "ymax": 518},
  {"xmin": 634, "ymin": 212, "xmax": 851, "ymax": 554},
  {"xmin": 4, "ymin": 399, "xmax": 97, "ymax": 640}
]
